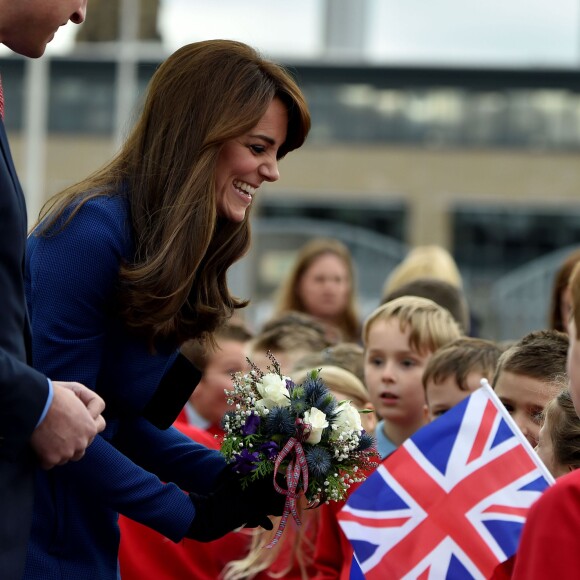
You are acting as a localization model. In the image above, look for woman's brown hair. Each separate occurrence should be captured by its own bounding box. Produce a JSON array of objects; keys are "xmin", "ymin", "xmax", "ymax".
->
[
  {"xmin": 34, "ymin": 40, "xmax": 310, "ymax": 345},
  {"xmin": 549, "ymin": 249, "xmax": 580, "ymax": 332}
]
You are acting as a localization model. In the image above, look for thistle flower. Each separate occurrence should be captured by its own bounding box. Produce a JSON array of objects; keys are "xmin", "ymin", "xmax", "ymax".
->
[
  {"xmin": 312, "ymin": 392, "xmax": 338, "ymax": 416},
  {"xmin": 306, "ymin": 446, "xmax": 333, "ymax": 479},
  {"xmin": 357, "ymin": 432, "xmax": 375, "ymax": 452},
  {"xmin": 264, "ymin": 406, "xmax": 295, "ymax": 437},
  {"xmin": 290, "ymin": 397, "xmax": 309, "ymax": 416},
  {"xmin": 302, "ymin": 372, "xmax": 330, "ymax": 405}
]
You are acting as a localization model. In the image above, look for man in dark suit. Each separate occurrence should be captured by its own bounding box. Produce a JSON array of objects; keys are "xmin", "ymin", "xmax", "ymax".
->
[{"xmin": 0, "ymin": 2, "xmax": 106, "ymax": 578}]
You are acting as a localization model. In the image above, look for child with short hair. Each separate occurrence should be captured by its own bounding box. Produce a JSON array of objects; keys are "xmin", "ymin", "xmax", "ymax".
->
[
  {"xmin": 179, "ymin": 323, "xmax": 253, "ymax": 435},
  {"xmin": 363, "ymin": 296, "xmax": 463, "ymax": 459},
  {"xmin": 423, "ymin": 337, "xmax": 503, "ymax": 421},
  {"xmin": 535, "ymin": 389, "xmax": 580, "ymax": 478},
  {"xmin": 293, "ymin": 342, "xmax": 365, "ymax": 383},
  {"xmin": 249, "ymin": 310, "xmax": 332, "ymax": 372},
  {"xmin": 492, "ymin": 329, "xmax": 569, "ymax": 447}
]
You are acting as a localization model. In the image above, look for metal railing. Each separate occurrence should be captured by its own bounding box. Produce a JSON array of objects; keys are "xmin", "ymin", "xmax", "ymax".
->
[{"xmin": 489, "ymin": 245, "xmax": 580, "ymax": 341}]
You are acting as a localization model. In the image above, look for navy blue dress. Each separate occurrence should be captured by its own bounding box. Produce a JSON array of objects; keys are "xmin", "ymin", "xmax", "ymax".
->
[{"xmin": 24, "ymin": 194, "xmax": 226, "ymax": 579}]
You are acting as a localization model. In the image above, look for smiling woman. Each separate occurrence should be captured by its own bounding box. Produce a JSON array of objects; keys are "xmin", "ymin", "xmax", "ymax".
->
[
  {"xmin": 215, "ymin": 98, "xmax": 288, "ymax": 223},
  {"xmin": 23, "ymin": 39, "xmax": 310, "ymax": 579}
]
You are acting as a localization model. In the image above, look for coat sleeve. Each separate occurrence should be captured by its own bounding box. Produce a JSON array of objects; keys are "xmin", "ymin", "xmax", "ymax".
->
[
  {"xmin": 115, "ymin": 418, "xmax": 226, "ymax": 495},
  {"xmin": 0, "ymin": 349, "xmax": 48, "ymax": 458},
  {"xmin": 58, "ymin": 430, "xmax": 226, "ymax": 541},
  {"xmin": 0, "ymin": 122, "xmax": 48, "ymax": 458}
]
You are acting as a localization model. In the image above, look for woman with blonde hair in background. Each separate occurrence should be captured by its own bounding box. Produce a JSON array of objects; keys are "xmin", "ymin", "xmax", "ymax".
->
[
  {"xmin": 273, "ymin": 238, "xmax": 361, "ymax": 343},
  {"xmin": 382, "ymin": 244, "xmax": 477, "ymax": 335},
  {"xmin": 382, "ymin": 245, "xmax": 463, "ymax": 298}
]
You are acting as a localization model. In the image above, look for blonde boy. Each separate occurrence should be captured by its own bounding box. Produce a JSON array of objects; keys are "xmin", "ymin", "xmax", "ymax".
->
[
  {"xmin": 492, "ymin": 329, "xmax": 568, "ymax": 447},
  {"xmin": 423, "ymin": 337, "xmax": 503, "ymax": 421},
  {"xmin": 363, "ymin": 296, "xmax": 462, "ymax": 459}
]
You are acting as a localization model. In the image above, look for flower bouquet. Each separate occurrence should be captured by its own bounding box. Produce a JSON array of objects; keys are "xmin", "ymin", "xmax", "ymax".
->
[{"xmin": 220, "ymin": 353, "xmax": 378, "ymax": 545}]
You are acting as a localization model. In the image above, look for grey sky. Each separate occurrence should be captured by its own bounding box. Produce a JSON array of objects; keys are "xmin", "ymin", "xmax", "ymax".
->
[
  {"xmin": 24, "ymin": 0, "xmax": 580, "ymax": 68},
  {"xmin": 160, "ymin": 0, "xmax": 580, "ymax": 67},
  {"xmin": 368, "ymin": 0, "xmax": 580, "ymax": 66}
]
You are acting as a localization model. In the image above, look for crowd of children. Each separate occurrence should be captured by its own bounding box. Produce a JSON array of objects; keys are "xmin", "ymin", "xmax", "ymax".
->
[{"xmin": 114, "ymin": 238, "xmax": 580, "ymax": 579}]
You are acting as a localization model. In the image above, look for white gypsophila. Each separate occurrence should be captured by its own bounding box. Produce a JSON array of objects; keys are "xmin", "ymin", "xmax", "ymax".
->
[
  {"xmin": 331, "ymin": 401, "xmax": 363, "ymax": 439},
  {"xmin": 256, "ymin": 373, "xmax": 291, "ymax": 409},
  {"xmin": 304, "ymin": 407, "xmax": 329, "ymax": 444},
  {"xmin": 333, "ymin": 431, "xmax": 360, "ymax": 461},
  {"xmin": 254, "ymin": 399, "xmax": 270, "ymax": 416}
]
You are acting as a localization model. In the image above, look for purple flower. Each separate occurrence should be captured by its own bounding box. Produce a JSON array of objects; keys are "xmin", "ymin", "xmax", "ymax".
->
[
  {"xmin": 259, "ymin": 440, "xmax": 279, "ymax": 460},
  {"xmin": 232, "ymin": 448, "xmax": 260, "ymax": 475},
  {"xmin": 241, "ymin": 412, "xmax": 260, "ymax": 436}
]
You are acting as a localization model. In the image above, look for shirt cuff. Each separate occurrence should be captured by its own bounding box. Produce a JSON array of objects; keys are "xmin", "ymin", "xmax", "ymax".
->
[{"xmin": 36, "ymin": 378, "xmax": 54, "ymax": 428}]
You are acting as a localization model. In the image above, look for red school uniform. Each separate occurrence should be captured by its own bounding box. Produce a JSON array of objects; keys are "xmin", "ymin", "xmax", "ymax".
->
[
  {"xmin": 312, "ymin": 452, "xmax": 381, "ymax": 580},
  {"xmin": 512, "ymin": 468, "xmax": 580, "ymax": 580}
]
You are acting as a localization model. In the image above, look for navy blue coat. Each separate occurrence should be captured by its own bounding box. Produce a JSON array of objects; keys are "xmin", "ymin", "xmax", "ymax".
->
[
  {"xmin": 0, "ymin": 115, "xmax": 50, "ymax": 580},
  {"xmin": 24, "ymin": 195, "xmax": 226, "ymax": 579}
]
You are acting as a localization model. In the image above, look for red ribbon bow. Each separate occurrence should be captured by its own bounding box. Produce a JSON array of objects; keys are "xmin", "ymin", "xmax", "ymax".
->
[{"xmin": 266, "ymin": 419, "xmax": 311, "ymax": 548}]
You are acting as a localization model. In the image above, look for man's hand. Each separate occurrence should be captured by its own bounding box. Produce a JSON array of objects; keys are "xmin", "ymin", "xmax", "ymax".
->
[{"xmin": 30, "ymin": 382, "xmax": 106, "ymax": 469}]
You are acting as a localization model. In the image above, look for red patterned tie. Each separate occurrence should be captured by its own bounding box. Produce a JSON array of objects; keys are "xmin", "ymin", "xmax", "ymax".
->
[{"xmin": 0, "ymin": 74, "xmax": 4, "ymax": 120}]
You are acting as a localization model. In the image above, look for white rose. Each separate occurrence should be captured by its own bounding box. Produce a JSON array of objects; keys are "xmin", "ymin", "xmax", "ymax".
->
[
  {"xmin": 332, "ymin": 401, "xmax": 363, "ymax": 438},
  {"xmin": 256, "ymin": 373, "xmax": 291, "ymax": 409},
  {"xmin": 303, "ymin": 407, "xmax": 329, "ymax": 444}
]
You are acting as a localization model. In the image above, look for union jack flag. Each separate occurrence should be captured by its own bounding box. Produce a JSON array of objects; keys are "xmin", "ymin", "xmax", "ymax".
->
[{"xmin": 338, "ymin": 381, "xmax": 554, "ymax": 579}]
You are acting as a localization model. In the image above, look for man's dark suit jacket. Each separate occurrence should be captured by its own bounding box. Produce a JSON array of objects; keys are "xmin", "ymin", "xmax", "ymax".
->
[{"xmin": 0, "ymin": 118, "xmax": 50, "ymax": 580}]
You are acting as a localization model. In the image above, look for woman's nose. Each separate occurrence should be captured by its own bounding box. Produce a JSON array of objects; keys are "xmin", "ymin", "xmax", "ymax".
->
[{"xmin": 259, "ymin": 158, "xmax": 280, "ymax": 182}]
